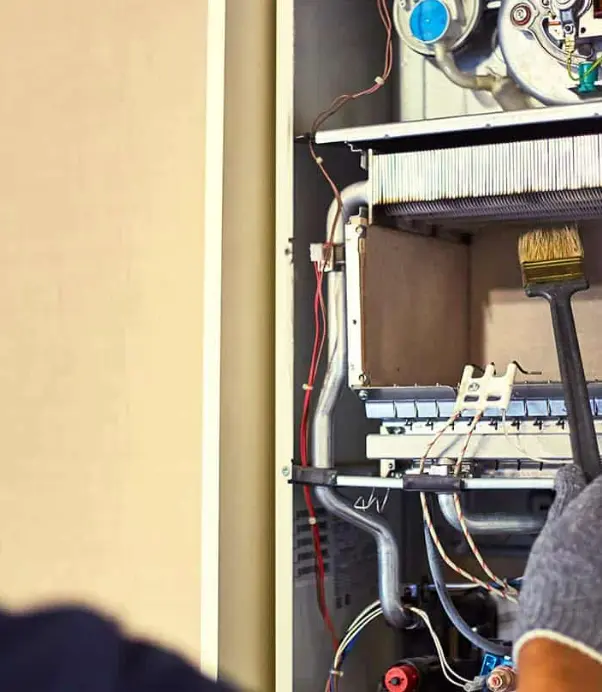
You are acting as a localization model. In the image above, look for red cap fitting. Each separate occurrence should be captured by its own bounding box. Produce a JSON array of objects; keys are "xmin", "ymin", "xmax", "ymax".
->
[
  {"xmin": 487, "ymin": 665, "xmax": 517, "ymax": 692},
  {"xmin": 384, "ymin": 663, "xmax": 420, "ymax": 692}
]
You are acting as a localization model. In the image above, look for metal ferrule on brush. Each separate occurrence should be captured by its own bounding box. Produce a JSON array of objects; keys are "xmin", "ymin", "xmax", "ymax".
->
[{"xmin": 520, "ymin": 257, "xmax": 586, "ymax": 286}]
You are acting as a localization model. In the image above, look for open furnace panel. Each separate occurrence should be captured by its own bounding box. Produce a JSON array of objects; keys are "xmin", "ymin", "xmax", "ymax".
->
[
  {"xmin": 347, "ymin": 221, "xmax": 602, "ymax": 473},
  {"xmin": 281, "ymin": 0, "xmax": 602, "ymax": 690}
]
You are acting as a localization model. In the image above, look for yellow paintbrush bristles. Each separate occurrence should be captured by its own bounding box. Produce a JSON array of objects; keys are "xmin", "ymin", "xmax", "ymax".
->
[
  {"xmin": 518, "ymin": 226, "xmax": 585, "ymax": 286},
  {"xmin": 518, "ymin": 226, "xmax": 583, "ymax": 264}
]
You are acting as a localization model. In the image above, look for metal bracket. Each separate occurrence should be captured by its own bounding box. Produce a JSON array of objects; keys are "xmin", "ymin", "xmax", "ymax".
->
[
  {"xmin": 402, "ymin": 476, "xmax": 464, "ymax": 492},
  {"xmin": 454, "ymin": 363, "xmax": 517, "ymax": 414},
  {"xmin": 345, "ymin": 219, "xmax": 367, "ymax": 388},
  {"xmin": 290, "ymin": 465, "xmax": 339, "ymax": 486},
  {"xmin": 290, "ymin": 464, "xmax": 463, "ymax": 492}
]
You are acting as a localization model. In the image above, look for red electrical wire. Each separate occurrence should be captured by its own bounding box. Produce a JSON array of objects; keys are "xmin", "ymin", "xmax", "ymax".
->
[
  {"xmin": 299, "ymin": 0, "xmax": 393, "ymax": 658},
  {"xmin": 299, "ymin": 264, "xmax": 333, "ymax": 643}
]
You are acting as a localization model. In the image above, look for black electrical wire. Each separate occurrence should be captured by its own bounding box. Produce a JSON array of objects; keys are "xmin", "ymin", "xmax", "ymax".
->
[{"xmin": 424, "ymin": 522, "xmax": 512, "ymax": 657}]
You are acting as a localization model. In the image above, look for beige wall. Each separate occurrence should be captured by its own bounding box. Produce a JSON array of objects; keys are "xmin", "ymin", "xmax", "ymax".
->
[
  {"xmin": 0, "ymin": 3, "xmax": 276, "ymax": 689},
  {"xmin": 0, "ymin": 0, "xmax": 207, "ymax": 662}
]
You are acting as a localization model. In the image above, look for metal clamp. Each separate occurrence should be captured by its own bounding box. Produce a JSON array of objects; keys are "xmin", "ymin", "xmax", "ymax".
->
[
  {"xmin": 402, "ymin": 475, "xmax": 464, "ymax": 492},
  {"xmin": 290, "ymin": 465, "xmax": 339, "ymax": 487}
]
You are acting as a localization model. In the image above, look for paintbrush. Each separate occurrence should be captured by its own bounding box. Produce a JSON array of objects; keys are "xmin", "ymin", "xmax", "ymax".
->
[{"xmin": 518, "ymin": 226, "xmax": 601, "ymax": 483}]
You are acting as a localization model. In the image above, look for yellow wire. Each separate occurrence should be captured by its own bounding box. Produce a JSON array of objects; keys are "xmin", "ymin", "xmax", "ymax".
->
[
  {"xmin": 566, "ymin": 52, "xmax": 580, "ymax": 82},
  {"xmin": 567, "ymin": 50, "xmax": 602, "ymax": 82}
]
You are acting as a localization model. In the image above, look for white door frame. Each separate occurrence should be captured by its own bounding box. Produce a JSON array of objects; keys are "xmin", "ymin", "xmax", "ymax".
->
[
  {"xmin": 275, "ymin": 0, "xmax": 295, "ymax": 689},
  {"xmin": 200, "ymin": 0, "xmax": 226, "ymax": 679}
]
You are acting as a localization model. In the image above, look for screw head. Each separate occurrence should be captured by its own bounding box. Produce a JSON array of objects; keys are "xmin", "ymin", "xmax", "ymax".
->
[
  {"xmin": 511, "ymin": 3, "xmax": 532, "ymax": 25},
  {"xmin": 281, "ymin": 466, "xmax": 290, "ymax": 477},
  {"xmin": 358, "ymin": 390, "xmax": 368, "ymax": 401},
  {"xmin": 467, "ymin": 382, "xmax": 480, "ymax": 392},
  {"xmin": 578, "ymin": 42, "xmax": 594, "ymax": 57}
]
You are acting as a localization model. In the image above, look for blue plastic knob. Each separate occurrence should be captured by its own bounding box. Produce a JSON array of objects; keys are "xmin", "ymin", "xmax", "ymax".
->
[{"xmin": 409, "ymin": 0, "xmax": 451, "ymax": 44}]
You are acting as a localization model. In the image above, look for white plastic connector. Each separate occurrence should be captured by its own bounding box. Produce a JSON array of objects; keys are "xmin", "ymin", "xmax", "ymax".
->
[
  {"xmin": 309, "ymin": 242, "xmax": 338, "ymax": 272},
  {"xmin": 309, "ymin": 243, "xmax": 325, "ymax": 264},
  {"xmin": 453, "ymin": 363, "xmax": 517, "ymax": 415}
]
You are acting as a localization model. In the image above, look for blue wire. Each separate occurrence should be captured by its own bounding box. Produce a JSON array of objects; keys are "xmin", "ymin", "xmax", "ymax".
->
[
  {"xmin": 329, "ymin": 633, "xmax": 360, "ymax": 690},
  {"xmin": 341, "ymin": 637, "xmax": 357, "ymax": 660},
  {"xmin": 330, "ymin": 605, "xmax": 384, "ymax": 690},
  {"xmin": 488, "ymin": 576, "xmax": 523, "ymax": 591}
]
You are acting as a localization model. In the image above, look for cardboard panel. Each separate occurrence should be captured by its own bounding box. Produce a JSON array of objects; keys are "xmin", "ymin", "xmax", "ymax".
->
[
  {"xmin": 470, "ymin": 223, "xmax": 602, "ymax": 382},
  {"xmin": 361, "ymin": 222, "xmax": 602, "ymax": 387},
  {"xmin": 363, "ymin": 225, "xmax": 469, "ymax": 386}
]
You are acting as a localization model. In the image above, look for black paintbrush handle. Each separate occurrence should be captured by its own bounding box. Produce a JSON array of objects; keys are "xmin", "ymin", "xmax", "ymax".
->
[{"xmin": 528, "ymin": 281, "xmax": 601, "ymax": 482}]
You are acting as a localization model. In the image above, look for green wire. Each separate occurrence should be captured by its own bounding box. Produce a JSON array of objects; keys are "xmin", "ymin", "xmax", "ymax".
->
[
  {"xmin": 566, "ymin": 53, "xmax": 602, "ymax": 82},
  {"xmin": 584, "ymin": 54, "xmax": 602, "ymax": 78}
]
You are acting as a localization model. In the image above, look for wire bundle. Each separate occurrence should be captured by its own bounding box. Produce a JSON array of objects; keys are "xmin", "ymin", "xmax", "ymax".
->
[
  {"xmin": 418, "ymin": 413, "xmax": 518, "ymax": 603},
  {"xmin": 325, "ymin": 600, "xmax": 382, "ymax": 692},
  {"xmin": 325, "ymin": 601, "xmax": 475, "ymax": 691},
  {"xmin": 409, "ymin": 607, "xmax": 473, "ymax": 689}
]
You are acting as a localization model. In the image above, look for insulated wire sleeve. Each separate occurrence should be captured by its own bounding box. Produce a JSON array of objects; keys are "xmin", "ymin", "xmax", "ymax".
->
[
  {"xmin": 451, "ymin": 414, "xmax": 517, "ymax": 595},
  {"xmin": 326, "ymin": 600, "xmax": 475, "ymax": 691},
  {"xmin": 408, "ymin": 607, "xmax": 471, "ymax": 688},
  {"xmin": 418, "ymin": 414, "xmax": 517, "ymax": 602},
  {"xmin": 424, "ymin": 521, "xmax": 512, "ymax": 657}
]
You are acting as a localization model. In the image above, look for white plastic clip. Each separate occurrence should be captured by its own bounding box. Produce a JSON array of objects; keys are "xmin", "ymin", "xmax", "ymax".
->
[{"xmin": 453, "ymin": 363, "xmax": 517, "ymax": 415}]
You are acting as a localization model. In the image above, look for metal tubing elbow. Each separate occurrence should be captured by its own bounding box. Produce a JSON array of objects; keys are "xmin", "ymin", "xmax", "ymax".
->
[
  {"xmin": 311, "ymin": 179, "xmax": 411, "ymax": 629},
  {"xmin": 437, "ymin": 493, "xmax": 545, "ymax": 535},
  {"xmin": 433, "ymin": 43, "xmax": 531, "ymax": 111}
]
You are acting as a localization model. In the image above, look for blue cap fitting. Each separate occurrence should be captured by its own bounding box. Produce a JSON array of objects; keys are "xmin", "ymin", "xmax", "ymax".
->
[
  {"xmin": 409, "ymin": 0, "xmax": 451, "ymax": 44},
  {"xmin": 578, "ymin": 61, "xmax": 598, "ymax": 93}
]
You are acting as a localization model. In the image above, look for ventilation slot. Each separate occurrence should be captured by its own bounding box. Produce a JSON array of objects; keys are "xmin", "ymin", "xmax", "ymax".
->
[{"xmin": 293, "ymin": 507, "xmax": 331, "ymax": 582}]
